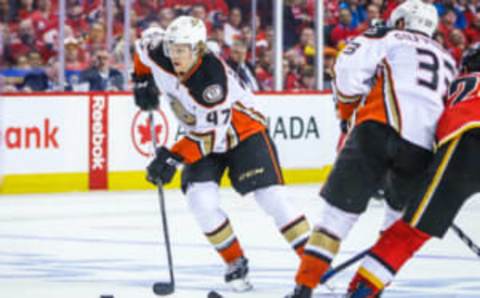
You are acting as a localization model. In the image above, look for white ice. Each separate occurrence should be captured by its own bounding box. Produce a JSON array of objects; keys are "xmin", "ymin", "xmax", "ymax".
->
[{"xmin": 0, "ymin": 185, "xmax": 479, "ymax": 298}]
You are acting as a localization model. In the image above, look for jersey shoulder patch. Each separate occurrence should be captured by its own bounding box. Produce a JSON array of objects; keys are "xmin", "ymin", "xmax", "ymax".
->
[
  {"xmin": 148, "ymin": 42, "xmax": 175, "ymax": 74},
  {"xmin": 184, "ymin": 53, "xmax": 227, "ymax": 108}
]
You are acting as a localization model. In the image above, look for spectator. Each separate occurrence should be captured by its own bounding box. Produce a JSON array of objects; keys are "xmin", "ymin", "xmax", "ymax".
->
[
  {"xmin": 5, "ymin": 19, "xmax": 45, "ymax": 65},
  {"xmin": 224, "ymin": 7, "xmax": 243, "ymax": 47},
  {"xmin": 66, "ymin": 4, "xmax": 89, "ymax": 37},
  {"xmin": 1, "ymin": 55, "xmax": 31, "ymax": 89},
  {"xmin": 324, "ymin": 0, "xmax": 341, "ymax": 26},
  {"xmin": 226, "ymin": 38, "xmax": 259, "ymax": 91},
  {"xmin": 29, "ymin": 0, "xmax": 56, "ymax": 36},
  {"xmin": 191, "ymin": 4, "xmax": 213, "ymax": 34},
  {"xmin": 80, "ymin": 50, "xmax": 123, "ymax": 91},
  {"xmin": 287, "ymin": 27, "xmax": 315, "ymax": 65},
  {"xmin": 299, "ymin": 65, "xmax": 315, "ymax": 90},
  {"xmin": 465, "ymin": 12, "xmax": 480, "ymax": 43},
  {"xmin": 283, "ymin": 59, "xmax": 299, "ymax": 90},
  {"xmin": 256, "ymin": 49, "xmax": 273, "ymax": 91},
  {"xmin": 64, "ymin": 37, "xmax": 87, "ymax": 88},
  {"xmin": 323, "ymin": 47, "xmax": 337, "ymax": 90},
  {"xmin": 28, "ymin": 51, "xmax": 44, "ymax": 69},
  {"xmin": 330, "ymin": 8, "xmax": 359, "ymax": 48},
  {"xmin": 65, "ymin": 37, "xmax": 87, "ymax": 71},
  {"xmin": 85, "ymin": 22, "xmax": 106, "ymax": 58},
  {"xmin": 340, "ymin": 0, "xmax": 367, "ymax": 28},
  {"xmin": 283, "ymin": 0, "xmax": 304, "ymax": 50},
  {"xmin": 449, "ymin": 28, "xmax": 467, "ymax": 64},
  {"xmin": 357, "ymin": 4, "xmax": 381, "ymax": 33},
  {"xmin": 133, "ymin": 0, "xmax": 159, "ymax": 19},
  {"xmin": 434, "ymin": 0, "xmax": 467, "ymax": 29},
  {"xmin": 16, "ymin": 0, "xmax": 35, "ymax": 20},
  {"xmin": 159, "ymin": 7, "xmax": 176, "ymax": 30},
  {"xmin": 438, "ymin": 8, "xmax": 457, "ymax": 47},
  {"xmin": 210, "ymin": 25, "xmax": 230, "ymax": 60},
  {"xmin": 0, "ymin": 0, "xmax": 13, "ymax": 23}
]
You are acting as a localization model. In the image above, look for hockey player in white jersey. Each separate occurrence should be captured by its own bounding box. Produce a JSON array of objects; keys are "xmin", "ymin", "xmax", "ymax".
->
[
  {"xmin": 132, "ymin": 16, "xmax": 310, "ymax": 291},
  {"xmin": 286, "ymin": 1, "xmax": 457, "ymax": 297}
]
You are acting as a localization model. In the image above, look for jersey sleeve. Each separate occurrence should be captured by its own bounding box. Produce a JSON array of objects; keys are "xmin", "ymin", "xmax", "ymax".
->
[
  {"xmin": 133, "ymin": 41, "xmax": 153, "ymax": 76},
  {"xmin": 170, "ymin": 136, "xmax": 204, "ymax": 164},
  {"xmin": 334, "ymin": 35, "xmax": 388, "ymax": 103}
]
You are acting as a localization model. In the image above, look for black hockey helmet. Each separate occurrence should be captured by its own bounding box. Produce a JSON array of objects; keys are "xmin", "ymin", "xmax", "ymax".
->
[{"xmin": 461, "ymin": 42, "xmax": 480, "ymax": 73}]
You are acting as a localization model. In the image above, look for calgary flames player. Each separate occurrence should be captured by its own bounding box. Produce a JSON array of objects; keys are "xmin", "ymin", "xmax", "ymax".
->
[
  {"xmin": 132, "ymin": 16, "xmax": 310, "ymax": 291},
  {"xmin": 286, "ymin": 0, "xmax": 457, "ymax": 297},
  {"xmin": 347, "ymin": 42, "xmax": 480, "ymax": 297}
]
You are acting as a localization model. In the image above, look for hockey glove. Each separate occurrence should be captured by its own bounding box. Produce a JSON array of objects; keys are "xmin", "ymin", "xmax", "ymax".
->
[
  {"xmin": 147, "ymin": 147, "xmax": 182, "ymax": 185},
  {"xmin": 133, "ymin": 74, "xmax": 160, "ymax": 111}
]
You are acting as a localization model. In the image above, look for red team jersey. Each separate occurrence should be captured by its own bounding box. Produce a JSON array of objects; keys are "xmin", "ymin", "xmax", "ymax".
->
[{"xmin": 436, "ymin": 72, "xmax": 480, "ymax": 146}]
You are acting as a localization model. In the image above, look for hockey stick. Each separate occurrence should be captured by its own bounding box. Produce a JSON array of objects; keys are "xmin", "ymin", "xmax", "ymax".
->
[
  {"xmin": 149, "ymin": 111, "xmax": 175, "ymax": 296},
  {"xmin": 321, "ymin": 249, "xmax": 369, "ymax": 284},
  {"xmin": 321, "ymin": 223, "xmax": 480, "ymax": 284},
  {"xmin": 451, "ymin": 223, "xmax": 480, "ymax": 258}
]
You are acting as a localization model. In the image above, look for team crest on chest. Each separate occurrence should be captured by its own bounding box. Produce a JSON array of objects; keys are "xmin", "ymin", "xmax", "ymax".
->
[{"xmin": 203, "ymin": 84, "xmax": 224, "ymax": 103}]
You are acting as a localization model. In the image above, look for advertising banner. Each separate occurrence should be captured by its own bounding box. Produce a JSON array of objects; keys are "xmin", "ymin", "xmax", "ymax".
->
[{"xmin": 0, "ymin": 92, "xmax": 338, "ymax": 194}]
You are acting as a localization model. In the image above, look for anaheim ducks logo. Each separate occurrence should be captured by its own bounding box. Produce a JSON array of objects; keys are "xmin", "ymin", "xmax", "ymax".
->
[
  {"xmin": 167, "ymin": 92, "xmax": 197, "ymax": 126},
  {"xmin": 202, "ymin": 84, "xmax": 224, "ymax": 104}
]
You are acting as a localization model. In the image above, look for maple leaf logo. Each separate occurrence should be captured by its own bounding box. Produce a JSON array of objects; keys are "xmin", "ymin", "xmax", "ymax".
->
[{"xmin": 138, "ymin": 117, "xmax": 163, "ymax": 145}]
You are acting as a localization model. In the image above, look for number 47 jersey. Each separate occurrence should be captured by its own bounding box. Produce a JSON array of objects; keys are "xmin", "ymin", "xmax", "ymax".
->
[
  {"xmin": 334, "ymin": 29, "xmax": 457, "ymax": 151},
  {"xmin": 134, "ymin": 42, "xmax": 266, "ymax": 164}
]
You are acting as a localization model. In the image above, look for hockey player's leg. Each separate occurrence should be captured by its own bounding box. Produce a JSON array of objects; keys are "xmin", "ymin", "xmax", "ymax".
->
[
  {"xmin": 291, "ymin": 201, "xmax": 360, "ymax": 296},
  {"xmin": 254, "ymin": 185, "xmax": 310, "ymax": 256},
  {"xmin": 186, "ymin": 182, "xmax": 252, "ymax": 291},
  {"xmin": 380, "ymin": 202, "xmax": 402, "ymax": 232},
  {"xmin": 347, "ymin": 220, "xmax": 431, "ymax": 297}
]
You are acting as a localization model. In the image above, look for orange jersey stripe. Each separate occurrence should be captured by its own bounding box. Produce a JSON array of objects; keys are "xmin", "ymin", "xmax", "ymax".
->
[
  {"xmin": 337, "ymin": 101, "xmax": 360, "ymax": 121},
  {"xmin": 170, "ymin": 136, "xmax": 203, "ymax": 164},
  {"xmin": 231, "ymin": 107, "xmax": 266, "ymax": 142},
  {"xmin": 354, "ymin": 72, "xmax": 388, "ymax": 126},
  {"xmin": 133, "ymin": 53, "xmax": 152, "ymax": 76}
]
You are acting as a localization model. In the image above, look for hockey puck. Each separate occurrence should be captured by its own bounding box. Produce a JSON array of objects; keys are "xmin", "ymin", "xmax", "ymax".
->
[
  {"xmin": 100, "ymin": 296, "xmax": 114, "ymax": 298},
  {"xmin": 207, "ymin": 290, "xmax": 223, "ymax": 298}
]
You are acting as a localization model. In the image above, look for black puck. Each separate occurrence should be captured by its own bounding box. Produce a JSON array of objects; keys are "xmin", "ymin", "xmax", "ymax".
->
[
  {"xmin": 207, "ymin": 290, "xmax": 223, "ymax": 298},
  {"xmin": 100, "ymin": 296, "xmax": 114, "ymax": 298}
]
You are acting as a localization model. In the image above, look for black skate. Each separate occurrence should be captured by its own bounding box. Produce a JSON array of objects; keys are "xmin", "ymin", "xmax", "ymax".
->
[
  {"xmin": 224, "ymin": 256, "xmax": 252, "ymax": 292},
  {"xmin": 284, "ymin": 285, "xmax": 312, "ymax": 298}
]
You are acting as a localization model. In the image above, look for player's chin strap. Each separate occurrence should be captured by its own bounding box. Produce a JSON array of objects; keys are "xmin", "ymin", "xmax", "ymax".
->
[
  {"xmin": 321, "ymin": 222, "xmax": 480, "ymax": 285},
  {"xmin": 149, "ymin": 111, "xmax": 176, "ymax": 296}
]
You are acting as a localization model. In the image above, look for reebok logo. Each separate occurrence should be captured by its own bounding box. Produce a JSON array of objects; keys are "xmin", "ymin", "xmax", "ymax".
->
[
  {"xmin": 91, "ymin": 96, "xmax": 106, "ymax": 170},
  {"xmin": 89, "ymin": 94, "xmax": 108, "ymax": 190}
]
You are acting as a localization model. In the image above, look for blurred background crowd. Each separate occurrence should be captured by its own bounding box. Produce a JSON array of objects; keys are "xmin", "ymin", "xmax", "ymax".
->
[{"xmin": 0, "ymin": 0, "xmax": 478, "ymax": 93}]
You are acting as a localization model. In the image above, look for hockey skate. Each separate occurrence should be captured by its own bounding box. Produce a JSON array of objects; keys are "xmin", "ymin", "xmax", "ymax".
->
[
  {"xmin": 224, "ymin": 256, "xmax": 252, "ymax": 292},
  {"xmin": 284, "ymin": 285, "xmax": 312, "ymax": 298},
  {"xmin": 347, "ymin": 281, "xmax": 382, "ymax": 298}
]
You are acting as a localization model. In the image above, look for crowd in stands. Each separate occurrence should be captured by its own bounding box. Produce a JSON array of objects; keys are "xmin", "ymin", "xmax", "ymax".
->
[{"xmin": 1, "ymin": 0, "xmax": 479, "ymax": 93}]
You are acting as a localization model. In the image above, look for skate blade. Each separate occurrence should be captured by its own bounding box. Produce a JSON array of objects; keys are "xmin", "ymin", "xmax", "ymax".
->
[{"xmin": 228, "ymin": 278, "xmax": 253, "ymax": 292}]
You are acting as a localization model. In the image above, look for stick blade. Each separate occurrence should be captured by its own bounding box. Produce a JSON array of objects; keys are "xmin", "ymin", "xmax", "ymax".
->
[{"xmin": 153, "ymin": 282, "xmax": 174, "ymax": 296}]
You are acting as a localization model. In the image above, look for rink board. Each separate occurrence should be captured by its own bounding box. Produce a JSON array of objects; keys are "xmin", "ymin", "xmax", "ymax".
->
[{"xmin": 0, "ymin": 92, "xmax": 338, "ymax": 194}]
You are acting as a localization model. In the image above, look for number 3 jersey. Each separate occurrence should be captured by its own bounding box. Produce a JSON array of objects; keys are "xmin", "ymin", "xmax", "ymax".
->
[
  {"xmin": 334, "ymin": 29, "xmax": 457, "ymax": 151},
  {"xmin": 134, "ymin": 42, "xmax": 266, "ymax": 164}
]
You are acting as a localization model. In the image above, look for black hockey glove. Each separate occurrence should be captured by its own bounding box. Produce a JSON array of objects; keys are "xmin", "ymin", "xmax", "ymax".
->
[
  {"xmin": 133, "ymin": 74, "xmax": 160, "ymax": 111},
  {"xmin": 146, "ymin": 147, "xmax": 183, "ymax": 185}
]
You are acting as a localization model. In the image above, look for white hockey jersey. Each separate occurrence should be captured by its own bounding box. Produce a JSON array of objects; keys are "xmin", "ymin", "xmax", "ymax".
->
[
  {"xmin": 134, "ymin": 41, "xmax": 266, "ymax": 164},
  {"xmin": 334, "ymin": 29, "xmax": 457, "ymax": 150}
]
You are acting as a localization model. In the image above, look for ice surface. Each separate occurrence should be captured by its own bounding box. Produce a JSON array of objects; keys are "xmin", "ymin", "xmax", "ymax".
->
[{"xmin": 0, "ymin": 185, "xmax": 478, "ymax": 298}]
